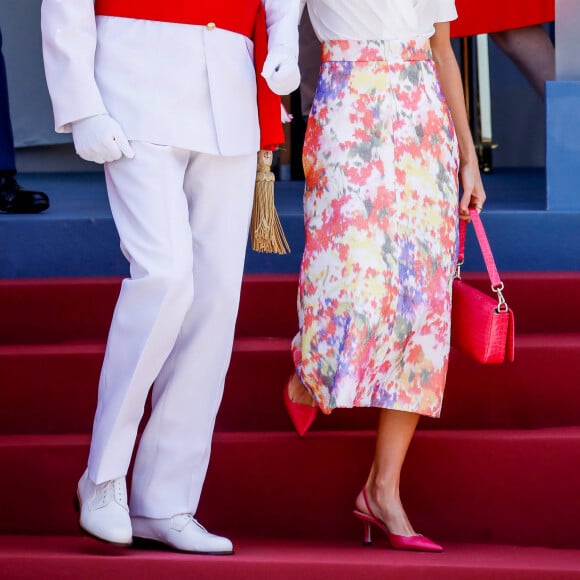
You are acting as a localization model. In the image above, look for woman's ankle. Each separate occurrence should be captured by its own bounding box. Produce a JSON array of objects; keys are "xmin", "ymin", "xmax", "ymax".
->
[
  {"xmin": 288, "ymin": 373, "xmax": 316, "ymax": 406},
  {"xmin": 357, "ymin": 482, "xmax": 415, "ymax": 537}
]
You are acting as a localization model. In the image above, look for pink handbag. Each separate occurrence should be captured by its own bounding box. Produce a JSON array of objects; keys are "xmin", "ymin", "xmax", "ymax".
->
[{"xmin": 451, "ymin": 209, "xmax": 515, "ymax": 364}]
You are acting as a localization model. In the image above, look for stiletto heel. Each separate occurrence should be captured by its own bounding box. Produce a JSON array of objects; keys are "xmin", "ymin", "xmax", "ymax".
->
[
  {"xmin": 362, "ymin": 520, "xmax": 372, "ymax": 546},
  {"xmin": 353, "ymin": 488, "xmax": 443, "ymax": 553},
  {"xmin": 283, "ymin": 374, "xmax": 318, "ymax": 436}
]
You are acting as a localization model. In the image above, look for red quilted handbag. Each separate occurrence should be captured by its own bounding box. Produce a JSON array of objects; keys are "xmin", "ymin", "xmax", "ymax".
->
[{"xmin": 451, "ymin": 209, "xmax": 515, "ymax": 364}]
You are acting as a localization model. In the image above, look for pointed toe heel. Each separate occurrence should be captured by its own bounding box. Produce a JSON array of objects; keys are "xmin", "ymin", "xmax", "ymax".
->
[
  {"xmin": 387, "ymin": 532, "xmax": 443, "ymax": 552},
  {"xmin": 284, "ymin": 375, "xmax": 318, "ymax": 436},
  {"xmin": 353, "ymin": 488, "xmax": 443, "ymax": 553}
]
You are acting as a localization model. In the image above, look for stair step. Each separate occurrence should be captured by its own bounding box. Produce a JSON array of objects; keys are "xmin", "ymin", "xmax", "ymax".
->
[
  {"xmin": 0, "ymin": 342, "xmax": 103, "ymax": 434},
  {"xmin": 460, "ymin": 271, "xmax": 580, "ymax": 334},
  {"xmin": 2, "ymin": 273, "xmax": 580, "ymax": 343},
  {"xmin": 4, "ymin": 171, "xmax": 580, "ymax": 276},
  {"xmin": 1, "ymin": 536, "xmax": 580, "ymax": 580},
  {"xmin": 1, "ymin": 429, "xmax": 579, "ymax": 548},
  {"xmin": 0, "ymin": 277, "xmax": 120, "ymax": 344},
  {"xmin": 2, "ymin": 334, "xmax": 579, "ymax": 434},
  {"xmin": 0, "ymin": 275, "xmax": 299, "ymax": 344}
]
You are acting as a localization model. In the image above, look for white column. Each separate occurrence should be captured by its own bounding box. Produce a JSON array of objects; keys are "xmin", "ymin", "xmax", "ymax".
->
[{"xmin": 476, "ymin": 35, "xmax": 492, "ymax": 143}]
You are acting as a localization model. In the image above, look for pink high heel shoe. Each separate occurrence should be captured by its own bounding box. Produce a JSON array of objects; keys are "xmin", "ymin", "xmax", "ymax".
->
[
  {"xmin": 353, "ymin": 488, "xmax": 443, "ymax": 552},
  {"xmin": 283, "ymin": 374, "xmax": 318, "ymax": 437}
]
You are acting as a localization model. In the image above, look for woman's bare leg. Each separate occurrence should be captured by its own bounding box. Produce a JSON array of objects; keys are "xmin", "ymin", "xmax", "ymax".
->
[
  {"xmin": 355, "ymin": 408, "xmax": 420, "ymax": 536},
  {"xmin": 490, "ymin": 25, "xmax": 555, "ymax": 99}
]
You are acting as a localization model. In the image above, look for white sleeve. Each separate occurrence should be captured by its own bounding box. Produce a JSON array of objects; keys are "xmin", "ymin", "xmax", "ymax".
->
[
  {"xmin": 262, "ymin": 0, "xmax": 301, "ymax": 50},
  {"xmin": 41, "ymin": 0, "xmax": 107, "ymax": 133},
  {"xmin": 435, "ymin": 0, "xmax": 458, "ymax": 23}
]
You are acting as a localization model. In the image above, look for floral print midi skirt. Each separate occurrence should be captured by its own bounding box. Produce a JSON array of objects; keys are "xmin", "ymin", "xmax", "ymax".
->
[{"xmin": 291, "ymin": 39, "xmax": 459, "ymax": 418}]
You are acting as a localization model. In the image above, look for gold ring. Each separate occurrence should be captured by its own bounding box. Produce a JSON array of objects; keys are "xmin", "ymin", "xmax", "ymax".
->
[{"xmin": 475, "ymin": 204, "xmax": 483, "ymax": 211}]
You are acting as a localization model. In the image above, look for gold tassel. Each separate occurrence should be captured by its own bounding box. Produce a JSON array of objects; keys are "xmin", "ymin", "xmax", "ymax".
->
[{"xmin": 251, "ymin": 149, "xmax": 291, "ymax": 254}]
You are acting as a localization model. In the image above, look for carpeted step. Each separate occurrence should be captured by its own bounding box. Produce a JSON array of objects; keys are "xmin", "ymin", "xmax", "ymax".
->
[
  {"xmin": 220, "ymin": 334, "xmax": 580, "ymax": 432},
  {"xmin": 2, "ymin": 273, "xmax": 580, "ymax": 344},
  {"xmin": 5, "ymin": 171, "xmax": 580, "ymax": 276},
  {"xmin": 2, "ymin": 334, "xmax": 580, "ymax": 434},
  {"xmin": 1, "ymin": 536, "xmax": 580, "ymax": 580},
  {"xmin": 1, "ymin": 429, "xmax": 579, "ymax": 548},
  {"xmin": 0, "ymin": 343, "xmax": 102, "ymax": 434},
  {"xmin": 0, "ymin": 275, "xmax": 300, "ymax": 344},
  {"xmin": 0, "ymin": 277, "xmax": 120, "ymax": 345}
]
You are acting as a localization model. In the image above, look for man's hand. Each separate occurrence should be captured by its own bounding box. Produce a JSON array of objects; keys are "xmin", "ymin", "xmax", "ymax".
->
[
  {"xmin": 262, "ymin": 46, "xmax": 300, "ymax": 95},
  {"xmin": 71, "ymin": 114, "xmax": 135, "ymax": 164}
]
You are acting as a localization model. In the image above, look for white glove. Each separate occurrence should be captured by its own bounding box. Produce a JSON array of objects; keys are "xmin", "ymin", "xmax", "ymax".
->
[
  {"xmin": 262, "ymin": 46, "xmax": 301, "ymax": 95},
  {"xmin": 71, "ymin": 114, "xmax": 135, "ymax": 164}
]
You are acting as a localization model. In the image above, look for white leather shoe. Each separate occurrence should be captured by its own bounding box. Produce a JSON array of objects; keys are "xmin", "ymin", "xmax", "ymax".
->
[
  {"xmin": 76, "ymin": 468, "xmax": 132, "ymax": 546},
  {"xmin": 131, "ymin": 514, "xmax": 233, "ymax": 554}
]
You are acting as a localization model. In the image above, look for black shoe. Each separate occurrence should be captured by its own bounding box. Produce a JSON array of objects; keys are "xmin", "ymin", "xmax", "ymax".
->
[{"xmin": 0, "ymin": 174, "xmax": 50, "ymax": 214}]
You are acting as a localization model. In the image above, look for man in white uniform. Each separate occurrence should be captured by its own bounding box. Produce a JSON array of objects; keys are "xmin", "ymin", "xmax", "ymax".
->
[{"xmin": 41, "ymin": 0, "xmax": 300, "ymax": 553}]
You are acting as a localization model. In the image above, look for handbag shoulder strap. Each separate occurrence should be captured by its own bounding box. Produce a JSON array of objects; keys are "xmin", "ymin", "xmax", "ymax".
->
[{"xmin": 458, "ymin": 208, "xmax": 502, "ymax": 290}]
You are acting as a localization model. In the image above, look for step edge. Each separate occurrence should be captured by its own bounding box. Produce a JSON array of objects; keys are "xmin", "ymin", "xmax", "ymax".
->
[
  {"xmin": 1, "ymin": 535, "xmax": 580, "ymax": 568},
  {"xmin": 2, "ymin": 333, "xmax": 580, "ymax": 352},
  {"xmin": 2, "ymin": 427, "xmax": 580, "ymax": 447}
]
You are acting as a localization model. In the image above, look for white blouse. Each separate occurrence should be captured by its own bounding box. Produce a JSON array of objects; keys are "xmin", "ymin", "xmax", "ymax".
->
[{"xmin": 299, "ymin": 0, "xmax": 457, "ymax": 41}]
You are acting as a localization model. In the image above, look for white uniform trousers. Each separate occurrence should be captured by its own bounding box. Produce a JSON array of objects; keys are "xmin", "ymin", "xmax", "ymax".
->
[{"xmin": 87, "ymin": 141, "xmax": 256, "ymax": 518}]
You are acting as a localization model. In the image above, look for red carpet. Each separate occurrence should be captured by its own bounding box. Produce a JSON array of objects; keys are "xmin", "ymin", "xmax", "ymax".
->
[
  {"xmin": 1, "ymin": 273, "xmax": 580, "ymax": 578},
  {"xmin": 2, "ymin": 537, "xmax": 580, "ymax": 580}
]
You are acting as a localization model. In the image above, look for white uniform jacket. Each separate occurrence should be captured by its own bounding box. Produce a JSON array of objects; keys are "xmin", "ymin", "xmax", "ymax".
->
[{"xmin": 41, "ymin": 0, "xmax": 299, "ymax": 156}]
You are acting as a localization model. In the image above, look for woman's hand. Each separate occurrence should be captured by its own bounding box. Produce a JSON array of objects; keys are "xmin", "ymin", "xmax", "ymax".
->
[
  {"xmin": 458, "ymin": 157, "xmax": 486, "ymax": 220},
  {"xmin": 431, "ymin": 23, "xmax": 487, "ymax": 221}
]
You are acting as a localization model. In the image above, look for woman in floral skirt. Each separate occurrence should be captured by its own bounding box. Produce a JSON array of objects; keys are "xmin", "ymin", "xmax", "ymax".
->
[{"xmin": 286, "ymin": 0, "xmax": 486, "ymax": 552}]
